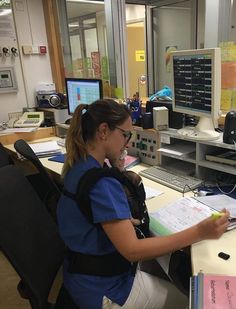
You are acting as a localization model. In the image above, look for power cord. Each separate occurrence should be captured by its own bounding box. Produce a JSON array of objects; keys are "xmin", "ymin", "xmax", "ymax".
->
[
  {"xmin": 182, "ymin": 184, "xmax": 200, "ymax": 197},
  {"xmin": 216, "ymin": 183, "xmax": 236, "ymax": 195},
  {"xmin": 215, "ymin": 169, "xmax": 236, "ymax": 195}
]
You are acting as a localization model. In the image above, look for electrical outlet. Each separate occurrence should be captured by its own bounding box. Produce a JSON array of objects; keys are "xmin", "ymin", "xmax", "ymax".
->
[
  {"xmin": 8, "ymin": 112, "xmax": 23, "ymax": 120},
  {"xmin": 22, "ymin": 45, "xmax": 32, "ymax": 55}
]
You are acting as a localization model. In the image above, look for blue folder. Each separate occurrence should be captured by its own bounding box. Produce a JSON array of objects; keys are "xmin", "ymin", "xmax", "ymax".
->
[{"xmin": 48, "ymin": 153, "xmax": 66, "ymax": 163}]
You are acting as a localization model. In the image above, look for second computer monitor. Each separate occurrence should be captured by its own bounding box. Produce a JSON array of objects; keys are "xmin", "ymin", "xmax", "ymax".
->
[
  {"xmin": 170, "ymin": 48, "xmax": 221, "ymax": 140},
  {"xmin": 65, "ymin": 78, "xmax": 103, "ymax": 115}
]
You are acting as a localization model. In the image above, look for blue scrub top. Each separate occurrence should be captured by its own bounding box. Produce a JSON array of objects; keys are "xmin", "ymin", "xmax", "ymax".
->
[{"xmin": 57, "ymin": 155, "xmax": 135, "ymax": 308}]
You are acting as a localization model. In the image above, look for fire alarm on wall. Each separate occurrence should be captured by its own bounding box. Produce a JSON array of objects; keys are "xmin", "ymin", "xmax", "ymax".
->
[{"xmin": 39, "ymin": 46, "xmax": 47, "ymax": 54}]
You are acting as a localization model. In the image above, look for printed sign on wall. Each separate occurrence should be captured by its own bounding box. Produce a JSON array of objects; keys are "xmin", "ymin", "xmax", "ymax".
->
[{"xmin": 135, "ymin": 50, "xmax": 145, "ymax": 62}]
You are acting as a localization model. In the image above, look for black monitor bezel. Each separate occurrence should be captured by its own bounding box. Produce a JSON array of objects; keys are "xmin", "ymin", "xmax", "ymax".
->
[{"xmin": 65, "ymin": 78, "xmax": 103, "ymax": 115}]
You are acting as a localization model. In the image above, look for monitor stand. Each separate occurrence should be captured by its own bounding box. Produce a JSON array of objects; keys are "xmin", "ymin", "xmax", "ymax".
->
[{"xmin": 178, "ymin": 117, "xmax": 220, "ymax": 140}]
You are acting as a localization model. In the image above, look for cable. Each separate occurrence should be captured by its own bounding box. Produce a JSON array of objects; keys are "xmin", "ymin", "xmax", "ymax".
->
[
  {"xmin": 182, "ymin": 184, "xmax": 201, "ymax": 197},
  {"xmin": 233, "ymin": 139, "xmax": 236, "ymax": 152},
  {"xmin": 216, "ymin": 183, "xmax": 236, "ymax": 195}
]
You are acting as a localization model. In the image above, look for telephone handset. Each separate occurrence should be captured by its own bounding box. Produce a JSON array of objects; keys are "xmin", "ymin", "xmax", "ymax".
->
[
  {"xmin": 8, "ymin": 117, "xmax": 19, "ymax": 128},
  {"xmin": 9, "ymin": 112, "xmax": 44, "ymax": 128}
]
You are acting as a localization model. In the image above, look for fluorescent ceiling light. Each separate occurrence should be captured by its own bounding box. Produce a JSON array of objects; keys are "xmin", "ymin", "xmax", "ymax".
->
[
  {"xmin": 0, "ymin": 9, "xmax": 11, "ymax": 16},
  {"xmin": 67, "ymin": 0, "xmax": 104, "ymax": 4}
]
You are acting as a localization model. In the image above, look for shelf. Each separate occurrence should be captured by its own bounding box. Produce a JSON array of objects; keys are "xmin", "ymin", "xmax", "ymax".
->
[
  {"xmin": 199, "ymin": 160, "xmax": 236, "ymax": 176},
  {"xmin": 159, "ymin": 130, "xmax": 236, "ymax": 182},
  {"xmin": 159, "ymin": 151, "xmax": 196, "ymax": 163}
]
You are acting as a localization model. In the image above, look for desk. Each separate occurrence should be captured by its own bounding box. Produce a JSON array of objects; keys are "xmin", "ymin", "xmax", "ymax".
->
[
  {"xmin": 0, "ymin": 127, "xmax": 56, "ymax": 145},
  {"xmin": 4, "ymin": 137, "xmax": 236, "ymax": 276}
]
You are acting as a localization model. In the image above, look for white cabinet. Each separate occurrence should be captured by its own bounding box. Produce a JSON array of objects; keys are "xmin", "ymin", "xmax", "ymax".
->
[{"xmin": 159, "ymin": 129, "xmax": 236, "ymax": 181}]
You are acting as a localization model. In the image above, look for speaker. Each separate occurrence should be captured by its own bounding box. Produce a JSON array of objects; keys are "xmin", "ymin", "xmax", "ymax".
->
[
  {"xmin": 223, "ymin": 111, "xmax": 236, "ymax": 144},
  {"xmin": 142, "ymin": 112, "xmax": 153, "ymax": 129},
  {"xmin": 36, "ymin": 93, "xmax": 67, "ymax": 109}
]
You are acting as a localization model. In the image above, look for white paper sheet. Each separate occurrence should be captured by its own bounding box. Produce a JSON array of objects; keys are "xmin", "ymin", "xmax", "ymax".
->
[{"xmin": 144, "ymin": 186, "xmax": 163, "ymax": 200}]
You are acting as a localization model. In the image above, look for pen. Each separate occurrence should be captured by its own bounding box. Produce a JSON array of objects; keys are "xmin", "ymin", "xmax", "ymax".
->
[{"xmin": 211, "ymin": 212, "xmax": 225, "ymax": 220}]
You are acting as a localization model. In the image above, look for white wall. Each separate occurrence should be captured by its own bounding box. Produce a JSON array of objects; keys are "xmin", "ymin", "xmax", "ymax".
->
[
  {"xmin": 204, "ymin": 0, "xmax": 220, "ymax": 48},
  {"xmin": 0, "ymin": 0, "xmax": 52, "ymax": 123},
  {"xmin": 153, "ymin": 6, "xmax": 191, "ymax": 90}
]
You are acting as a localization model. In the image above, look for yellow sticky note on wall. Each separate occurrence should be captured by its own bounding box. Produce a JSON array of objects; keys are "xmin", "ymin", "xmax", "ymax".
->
[
  {"xmin": 221, "ymin": 89, "xmax": 232, "ymax": 111},
  {"xmin": 135, "ymin": 50, "xmax": 145, "ymax": 62}
]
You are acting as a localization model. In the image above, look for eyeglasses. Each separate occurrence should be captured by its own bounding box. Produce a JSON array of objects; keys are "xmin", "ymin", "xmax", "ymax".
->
[{"xmin": 115, "ymin": 127, "xmax": 133, "ymax": 144}]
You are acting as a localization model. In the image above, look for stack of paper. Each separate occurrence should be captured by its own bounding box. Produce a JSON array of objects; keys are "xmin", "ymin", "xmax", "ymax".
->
[
  {"xmin": 150, "ymin": 194, "xmax": 236, "ymax": 236},
  {"xmin": 29, "ymin": 141, "xmax": 62, "ymax": 157},
  {"xmin": 158, "ymin": 143, "xmax": 195, "ymax": 157}
]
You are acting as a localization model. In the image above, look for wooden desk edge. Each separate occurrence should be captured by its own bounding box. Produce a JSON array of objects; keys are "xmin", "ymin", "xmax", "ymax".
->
[{"xmin": 0, "ymin": 127, "xmax": 56, "ymax": 145}]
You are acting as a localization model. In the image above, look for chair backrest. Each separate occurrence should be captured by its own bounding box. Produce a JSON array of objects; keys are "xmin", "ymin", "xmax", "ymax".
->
[
  {"xmin": 0, "ymin": 142, "xmax": 14, "ymax": 168},
  {"xmin": 14, "ymin": 139, "xmax": 61, "ymax": 196},
  {"xmin": 0, "ymin": 165, "xmax": 65, "ymax": 309}
]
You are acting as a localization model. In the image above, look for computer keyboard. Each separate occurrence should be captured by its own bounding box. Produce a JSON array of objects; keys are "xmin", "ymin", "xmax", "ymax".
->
[{"xmin": 139, "ymin": 166, "xmax": 203, "ymax": 192}]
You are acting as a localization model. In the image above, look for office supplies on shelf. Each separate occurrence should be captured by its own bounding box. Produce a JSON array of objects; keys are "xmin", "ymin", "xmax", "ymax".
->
[
  {"xmin": 28, "ymin": 140, "xmax": 61, "ymax": 157},
  {"xmin": 206, "ymin": 149, "xmax": 236, "ymax": 166},
  {"xmin": 158, "ymin": 142, "xmax": 195, "ymax": 157},
  {"xmin": 139, "ymin": 166, "xmax": 202, "ymax": 192},
  {"xmin": 190, "ymin": 272, "xmax": 236, "ymax": 309},
  {"xmin": 149, "ymin": 195, "xmax": 236, "ymax": 237}
]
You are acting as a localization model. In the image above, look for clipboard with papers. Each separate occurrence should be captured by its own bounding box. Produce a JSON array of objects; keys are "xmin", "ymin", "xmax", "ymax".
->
[{"xmin": 149, "ymin": 194, "xmax": 236, "ymax": 236}]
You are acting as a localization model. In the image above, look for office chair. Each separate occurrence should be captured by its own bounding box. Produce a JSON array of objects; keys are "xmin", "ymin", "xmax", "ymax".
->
[
  {"xmin": 0, "ymin": 165, "xmax": 79, "ymax": 309},
  {"xmin": 0, "ymin": 142, "xmax": 14, "ymax": 167},
  {"xmin": 14, "ymin": 139, "xmax": 61, "ymax": 220}
]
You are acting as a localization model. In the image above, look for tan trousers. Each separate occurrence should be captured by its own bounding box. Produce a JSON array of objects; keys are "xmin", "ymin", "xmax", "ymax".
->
[{"xmin": 102, "ymin": 269, "xmax": 188, "ymax": 309}]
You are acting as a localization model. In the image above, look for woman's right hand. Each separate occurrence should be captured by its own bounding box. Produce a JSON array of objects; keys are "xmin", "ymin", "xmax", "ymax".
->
[{"xmin": 196, "ymin": 210, "xmax": 230, "ymax": 241}]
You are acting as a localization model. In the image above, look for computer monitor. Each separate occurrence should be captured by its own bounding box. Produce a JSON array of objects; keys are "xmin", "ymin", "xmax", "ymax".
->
[
  {"xmin": 170, "ymin": 48, "xmax": 221, "ymax": 140},
  {"xmin": 65, "ymin": 78, "xmax": 103, "ymax": 115}
]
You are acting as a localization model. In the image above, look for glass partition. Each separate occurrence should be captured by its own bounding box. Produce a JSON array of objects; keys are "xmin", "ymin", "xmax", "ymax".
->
[{"xmin": 56, "ymin": 0, "xmax": 112, "ymax": 96}]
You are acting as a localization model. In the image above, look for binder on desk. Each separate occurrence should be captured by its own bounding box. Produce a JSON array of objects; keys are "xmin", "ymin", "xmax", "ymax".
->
[
  {"xmin": 190, "ymin": 272, "xmax": 236, "ymax": 309},
  {"xmin": 150, "ymin": 195, "xmax": 236, "ymax": 236},
  {"xmin": 48, "ymin": 153, "xmax": 66, "ymax": 163}
]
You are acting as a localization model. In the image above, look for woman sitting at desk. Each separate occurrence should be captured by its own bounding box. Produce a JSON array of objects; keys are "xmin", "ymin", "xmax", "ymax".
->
[{"xmin": 57, "ymin": 99, "xmax": 229, "ymax": 309}]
